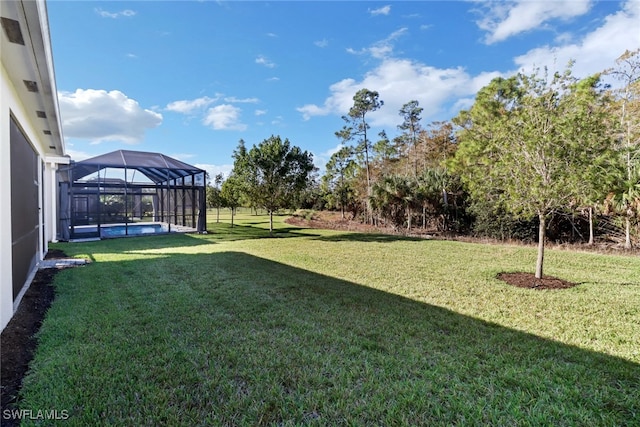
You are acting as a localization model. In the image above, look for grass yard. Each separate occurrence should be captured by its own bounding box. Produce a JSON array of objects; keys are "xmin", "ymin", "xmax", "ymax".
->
[{"xmin": 16, "ymin": 211, "xmax": 640, "ymax": 425}]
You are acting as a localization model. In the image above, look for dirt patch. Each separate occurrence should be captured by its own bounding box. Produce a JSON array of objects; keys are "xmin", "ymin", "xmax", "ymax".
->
[
  {"xmin": 496, "ymin": 272, "xmax": 578, "ymax": 290},
  {"xmin": 1, "ymin": 249, "xmax": 67, "ymax": 421}
]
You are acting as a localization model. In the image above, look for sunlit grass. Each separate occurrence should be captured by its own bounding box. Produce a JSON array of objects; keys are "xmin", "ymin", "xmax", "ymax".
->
[{"xmin": 18, "ymin": 211, "xmax": 640, "ymax": 425}]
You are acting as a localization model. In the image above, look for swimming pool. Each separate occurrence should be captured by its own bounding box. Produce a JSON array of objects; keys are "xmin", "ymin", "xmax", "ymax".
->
[{"xmin": 100, "ymin": 223, "xmax": 169, "ymax": 237}]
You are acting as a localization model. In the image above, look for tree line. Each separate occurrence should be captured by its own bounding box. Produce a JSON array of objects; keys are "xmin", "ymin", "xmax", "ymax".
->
[{"xmin": 207, "ymin": 49, "xmax": 639, "ymax": 277}]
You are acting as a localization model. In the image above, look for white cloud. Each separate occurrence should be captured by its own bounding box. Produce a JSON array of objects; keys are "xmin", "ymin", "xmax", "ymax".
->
[
  {"xmin": 170, "ymin": 153, "xmax": 196, "ymax": 161},
  {"xmin": 166, "ymin": 96, "xmax": 218, "ymax": 114},
  {"xmin": 95, "ymin": 8, "xmax": 136, "ymax": 19},
  {"xmin": 255, "ymin": 109, "xmax": 267, "ymax": 116},
  {"xmin": 347, "ymin": 27, "xmax": 408, "ymax": 59},
  {"xmin": 58, "ymin": 89, "xmax": 162, "ymax": 144},
  {"xmin": 513, "ymin": 0, "xmax": 640, "ymax": 80},
  {"xmin": 312, "ymin": 143, "xmax": 346, "ymax": 173},
  {"xmin": 298, "ymin": 58, "xmax": 497, "ymax": 127},
  {"xmin": 224, "ymin": 96, "xmax": 259, "ymax": 104},
  {"xmin": 167, "ymin": 95, "xmax": 256, "ymax": 131},
  {"xmin": 195, "ymin": 163, "xmax": 234, "ymax": 181},
  {"xmin": 63, "ymin": 143, "xmax": 92, "ymax": 162},
  {"xmin": 301, "ymin": 0, "xmax": 639, "ymax": 131},
  {"xmin": 315, "ymin": 39, "xmax": 329, "ymax": 48},
  {"xmin": 203, "ymin": 104, "xmax": 247, "ymax": 131},
  {"xmin": 476, "ymin": 0, "xmax": 592, "ymax": 44},
  {"xmin": 297, "ymin": 103, "xmax": 328, "ymax": 121},
  {"xmin": 370, "ymin": 5, "xmax": 391, "ymax": 16},
  {"xmin": 256, "ymin": 55, "xmax": 276, "ymax": 68}
]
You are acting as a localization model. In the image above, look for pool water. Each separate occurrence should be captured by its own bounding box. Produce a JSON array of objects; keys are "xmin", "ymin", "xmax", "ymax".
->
[{"xmin": 100, "ymin": 223, "xmax": 168, "ymax": 237}]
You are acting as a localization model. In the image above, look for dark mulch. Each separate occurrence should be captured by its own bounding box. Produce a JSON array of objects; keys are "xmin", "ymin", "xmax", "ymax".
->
[
  {"xmin": 497, "ymin": 272, "xmax": 578, "ymax": 290},
  {"xmin": 1, "ymin": 249, "xmax": 67, "ymax": 422}
]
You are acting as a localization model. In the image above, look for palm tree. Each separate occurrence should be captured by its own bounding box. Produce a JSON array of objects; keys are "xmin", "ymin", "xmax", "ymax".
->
[{"xmin": 371, "ymin": 175, "xmax": 416, "ymax": 230}]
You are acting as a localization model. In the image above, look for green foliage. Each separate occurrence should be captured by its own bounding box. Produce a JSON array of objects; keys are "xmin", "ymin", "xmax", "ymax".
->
[
  {"xmin": 325, "ymin": 91, "xmax": 463, "ymax": 230},
  {"xmin": 233, "ymin": 135, "xmax": 315, "ymax": 234},
  {"xmin": 323, "ymin": 146, "xmax": 359, "ymax": 219},
  {"xmin": 396, "ymin": 100, "xmax": 424, "ymax": 176},
  {"xmin": 371, "ymin": 174, "xmax": 417, "ymax": 229},
  {"xmin": 335, "ymin": 89, "xmax": 384, "ymax": 223},
  {"xmin": 469, "ymin": 198, "xmax": 539, "ymax": 242},
  {"xmin": 451, "ymin": 65, "xmax": 616, "ymax": 276},
  {"xmin": 205, "ymin": 185, "xmax": 221, "ymax": 209},
  {"xmin": 605, "ymin": 48, "xmax": 640, "ymax": 248},
  {"xmin": 219, "ymin": 175, "xmax": 242, "ymax": 227},
  {"xmin": 369, "ymin": 168, "xmax": 465, "ymax": 232},
  {"xmin": 321, "ymin": 53, "xmax": 638, "ymax": 248}
]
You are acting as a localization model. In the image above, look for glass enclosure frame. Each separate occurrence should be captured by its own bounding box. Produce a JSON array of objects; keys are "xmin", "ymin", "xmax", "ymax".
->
[{"xmin": 59, "ymin": 150, "xmax": 207, "ymax": 240}]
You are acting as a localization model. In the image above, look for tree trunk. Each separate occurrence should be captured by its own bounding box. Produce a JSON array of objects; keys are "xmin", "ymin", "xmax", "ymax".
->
[
  {"xmin": 269, "ymin": 210, "xmax": 274, "ymax": 237},
  {"xmin": 231, "ymin": 207, "xmax": 235, "ymax": 227},
  {"xmin": 588, "ymin": 206, "xmax": 594, "ymax": 245},
  {"xmin": 216, "ymin": 206, "xmax": 220, "ymax": 223},
  {"xmin": 625, "ymin": 215, "xmax": 632, "ymax": 249},
  {"xmin": 536, "ymin": 212, "xmax": 546, "ymax": 279}
]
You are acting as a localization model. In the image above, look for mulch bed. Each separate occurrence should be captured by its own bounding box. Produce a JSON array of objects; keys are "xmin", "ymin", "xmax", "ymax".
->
[
  {"xmin": 1, "ymin": 249, "xmax": 67, "ymax": 421},
  {"xmin": 496, "ymin": 272, "xmax": 578, "ymax": 290}
]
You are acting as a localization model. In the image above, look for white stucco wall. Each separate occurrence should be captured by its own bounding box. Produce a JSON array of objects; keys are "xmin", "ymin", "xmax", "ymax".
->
[
  {"xmin": 0, "ymin": 64, "xmax": 14, "ymax": 331},
  {"xmin": 0, "ymin": 63, "xmax": 60, "ymax": 331}
]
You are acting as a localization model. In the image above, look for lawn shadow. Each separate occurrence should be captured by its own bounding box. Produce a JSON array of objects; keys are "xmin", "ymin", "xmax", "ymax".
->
[
  {"xmin": 315, "ymin": 231, "xmax": 426, "ymax": 243},
  {"xmin": 21, "ymin": 251, "xmax": 640, "ymax": 425},
  {"xmin": 205, "ymin": 221, "xmax": 320, "ymax": 242},
  {"xmin": 52, "ymin": 223, "xmax": 322, "ymax": 258},
  {"xmin": 51, "ymin": 232, "xmax": 213, "ymax": 258}
]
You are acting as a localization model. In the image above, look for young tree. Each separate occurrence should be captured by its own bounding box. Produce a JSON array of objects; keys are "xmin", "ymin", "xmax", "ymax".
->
[
  {"xmin": 220, "ymin": 174, "xmax": 243, "ymax": 227},
  {"xmin": 336, "ymin": 89, "xmax": 384, "ymax": 224},
  {"xmin": 207, "ymin": 173, "xmax": 224, "ymax": 223},
  {"xmin": 244, "ymin": 135, "xmax": 315, "ymax": 235},
  {"xmin": 451, "ymin": 66, "xmax": 614, "ymax": 279}
]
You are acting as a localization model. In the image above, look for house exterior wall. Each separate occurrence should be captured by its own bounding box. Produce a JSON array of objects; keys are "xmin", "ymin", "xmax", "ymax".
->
[
  {"xmin": 0, "ymin": 63, "xmax": 49, "ymax": 330},
  {"xmin": 1, "ymin": 0, "xmax": 66, "ymax": 332},
  {"xmin": 0, "ymin": 64, "xmax": 15, "ymax": 331}
]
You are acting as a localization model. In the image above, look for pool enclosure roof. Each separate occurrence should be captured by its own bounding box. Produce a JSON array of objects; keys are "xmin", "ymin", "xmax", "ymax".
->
[{"xmin": 71, "ymin": 149, "xmax": 205, "ymax": 184}]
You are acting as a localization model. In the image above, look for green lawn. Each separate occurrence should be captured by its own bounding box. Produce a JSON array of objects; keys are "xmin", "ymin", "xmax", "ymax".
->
[{"xmin": 17, "ymin": 211, "xmax": 640, "ymax": 425}]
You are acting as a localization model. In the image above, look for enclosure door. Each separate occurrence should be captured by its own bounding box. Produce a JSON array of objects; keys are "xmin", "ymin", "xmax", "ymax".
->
[{"xmin": 10, "ymin": 117, "xmax": 40, "ymax": 300}]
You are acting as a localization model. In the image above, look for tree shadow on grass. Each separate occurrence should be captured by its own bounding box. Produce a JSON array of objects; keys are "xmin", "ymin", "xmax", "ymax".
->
[
  {"xmin": 50, "ymin": 233, "xmax": 214, "ymax": 259},
  {"xmin": 315, "ymin": 231, "xmax": 426, "ymax": 243},
  {"xmin": 51, "ymin": 223, "xmax": 321, "ymax": 259},
  {"xmin": 17, "ymin": 251, "xmax": 640, "ymax": 426},
  {"xmin": 205, "ymin": 221, "xmax": 320, "ymax": 242}
]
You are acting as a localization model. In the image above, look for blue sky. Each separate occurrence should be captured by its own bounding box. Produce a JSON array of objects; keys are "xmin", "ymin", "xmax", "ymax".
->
[{"xmin": 47, "ymin": 1, "xmax": 640, "ymax": 179}]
